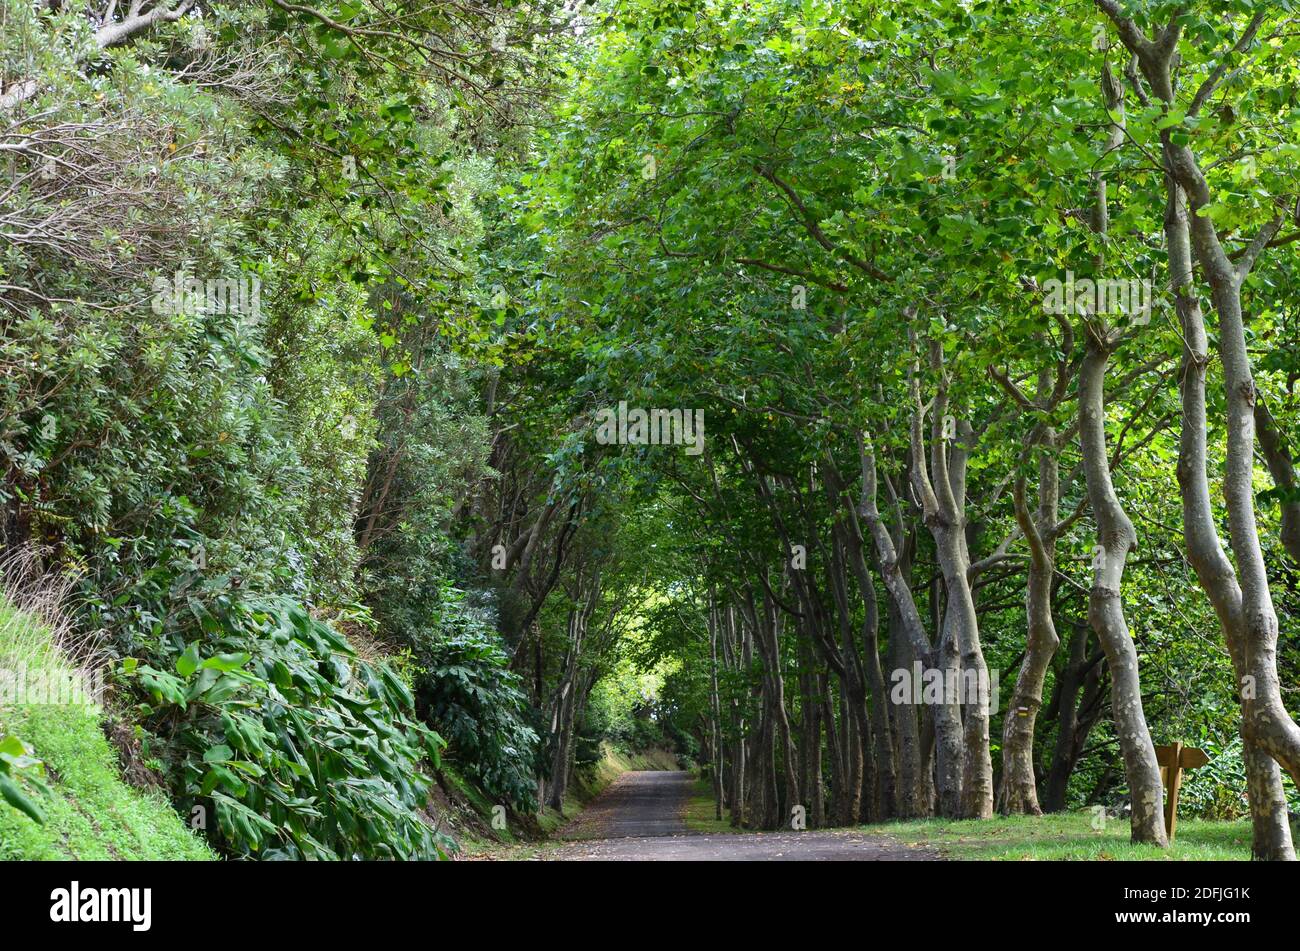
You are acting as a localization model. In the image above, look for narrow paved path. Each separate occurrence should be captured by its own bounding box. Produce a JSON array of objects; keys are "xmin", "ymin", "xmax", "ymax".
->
[
  {"xmin": 559, "ymin": 770, "xmax": 694, "ymax": 839},
  {"xmin": 547, "ymin": 770, "xmax": 940, "ymax": 861}
]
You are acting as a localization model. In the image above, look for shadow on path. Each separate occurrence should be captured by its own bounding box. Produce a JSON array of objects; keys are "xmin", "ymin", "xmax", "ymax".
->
[{"xmin": 550, "ymin": 770, "xmax": 942, "ymax": 861}]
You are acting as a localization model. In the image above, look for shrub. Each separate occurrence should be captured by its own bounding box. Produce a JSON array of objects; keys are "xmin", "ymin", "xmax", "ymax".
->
[
  {"xmin": 124, "ymin": 593, "xmax": 448, "ymax": 860},
  {"xmin": 407, "ymin": 586, "xmax": 540, "ymax": 811}
]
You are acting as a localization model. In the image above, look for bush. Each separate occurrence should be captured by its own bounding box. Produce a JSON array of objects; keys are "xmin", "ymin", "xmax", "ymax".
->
[
  {"xmin": 0, "ymin": 588, "xmax": 214, "ymax": 859},
  {"xmin": 1177, "ymin": 736, "xmax": 1251, "ymax": 821},
  {"xmin": 124, "ymin": 593, "xmax": 448, "ymax": 860},
  {"xmin": 407, "ymin": 586, "xmax": 540, "ymax": 811}
]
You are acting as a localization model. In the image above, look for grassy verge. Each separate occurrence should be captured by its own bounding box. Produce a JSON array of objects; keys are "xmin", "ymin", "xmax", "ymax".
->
[
  {"xmin": 682, "ymin": 775, "xmax": 754, "ymax": 834},
  {"xmin": 0, "ymin": 596, "xmax": 215, "ymax": 860},
  {"xmin": 872, "ymin": 812, "xmax": 1253, "ymax": 860},
  {"xmin": 682, "ymin": 784, "xmax": 1250, "ymax": 859}
]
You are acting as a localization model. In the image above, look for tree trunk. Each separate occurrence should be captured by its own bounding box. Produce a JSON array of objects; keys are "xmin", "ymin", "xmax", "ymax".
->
[
  {"xmin": 997, "ymin": 408, "xmax": 1061, "ymax": 815},
  {"xmin": 830, "ymin": 482, "xmax": 897, "ymax": 820},
  {"xmin": 858, "ymin": 437, "xmax": 943, "ymax": 817},
  {"xmin": 708, "ymin": 601, "xmax": 725, "ymax": 822},
  {"xmin": 1078, "ymin": 331, "xmax": 1167, "ymax": 845},
  {"xmin": 1165, "ymin": 174, "xmax": 1295, "ymax": 860},
  {"xmin": 1042, "ymin": 620, "xmax": 1106, "ymax": 812},
  {"xmin": 908, "ymin": 347, "xmax": 993, "ymax": 819},
  {"xmin": 821, "ymin": 683, "xmax": 845, "ymax": 825},
  {"xmin": 745, "ymin": 589, "xmax": 800, "ymax": 828},
  {"xmin": 888, "ymin": 596, "xmax": 923, "ymax": 817},
  {"xmin": 799, "ymin": 639, "xmax": 824, "ymax": 827},
  {"xmin": 1105, "ymin": 0, "xmax": 1300, "ymax": 808}
]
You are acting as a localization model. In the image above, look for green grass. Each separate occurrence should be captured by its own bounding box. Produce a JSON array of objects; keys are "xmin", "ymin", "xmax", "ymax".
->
[
  {"xmin": 872, "ymin": 812, "xmax": 1254, "ymax": 860},
  {"xmin": 0, "ymin": 596, "xmax": 215, "ymax": 860},
  {"xmin": 682, "ymin": 775, "xmax": 754, "ymax": 834},
  {"xmin": 682, "ymin": 781, "xmax": 1252, "ymax": 859}
]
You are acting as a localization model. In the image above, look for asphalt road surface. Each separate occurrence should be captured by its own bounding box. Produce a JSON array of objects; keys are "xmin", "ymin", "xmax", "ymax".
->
[{"xmin": 546, "ymin": 770, "xmax": 941, "ymax": 861}]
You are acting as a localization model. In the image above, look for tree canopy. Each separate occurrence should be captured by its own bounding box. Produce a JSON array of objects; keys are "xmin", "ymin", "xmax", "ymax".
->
[{"xmin": 3, "ymin": 0, "xmax": 1300, "ymax": 867}]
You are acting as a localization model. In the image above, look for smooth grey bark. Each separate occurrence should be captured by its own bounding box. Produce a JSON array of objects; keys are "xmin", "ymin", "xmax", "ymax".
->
[
  {"xmin": 894, "ymin": 487, "xmax": 937, "ymax": 815},
  {"xmin": 1, "ymin": 1, "xmax": 199, "ymax": 112},
  {"xmin": 1078, "ymin": 329, "xmax": 1168, "ymax": 845},
  {"xmin": 1042, "ymin": 620, "xmax": 1108, "ymax": 812},
  {"xmin": 931, "ymin": 599, "xmax": 966, "ymax": 818},
  {"xmin": 997, "ymin": 417, "xmax": 1060, "ymax": 815},
  {"xmin": 990, "ymin": 327, "xmax": 1079, "ymax": 815},
  {"xmin": 909, "ymin": 335, "xmax": 993, "ymax": 819},
  {"xmin": 1098, "ymin": 0, "xmax": 1300, "ymax": 809},
  {"xmin": 1069, "ymin": 56, "xmax": 1167, "ymax": 845},
  {"xmin": 859, "ymin": 437, "xmax": 945, "ymax": 817},
  {"xmin": 886, "ymin": 595, "xmax": 923, "ymax": 817},
  {"xmin": 1164, "ymin": 174, "xmax": 1295, "ymax": 860}
]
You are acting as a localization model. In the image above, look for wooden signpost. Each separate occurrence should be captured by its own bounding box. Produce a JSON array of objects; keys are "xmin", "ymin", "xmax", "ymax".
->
[{"xmin": 1154, "ymin": 741, "xmax": 1209, "ymax": 840}]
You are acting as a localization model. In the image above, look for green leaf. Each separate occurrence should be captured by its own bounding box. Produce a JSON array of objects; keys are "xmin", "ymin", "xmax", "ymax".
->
[
  {"xmin": 177, "ymin": 642, "xmax": 201, "ymax": 678},
  {"xmin": 0, "ymin": 773, "xmax": 44, "ymax": 824},
  {"xmin": 200, "ymin": 652, "xmax": 252, "ymax": 673}
]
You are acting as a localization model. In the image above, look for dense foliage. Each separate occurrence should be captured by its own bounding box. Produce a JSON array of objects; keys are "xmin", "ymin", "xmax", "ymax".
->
[
  {"xmin": 408, "ymin": 586, "xmax": 541, "ymax": 810},
  {"xmin": 7, "ymin": 0, "xmax": 1300, "ymax": 864},
  {"xmin": 124, "ymin": 593, "xmax": 448, "ymax": 859}
]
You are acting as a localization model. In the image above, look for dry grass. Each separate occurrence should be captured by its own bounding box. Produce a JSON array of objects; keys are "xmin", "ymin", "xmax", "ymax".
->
[
  {"xmin": 0, "ymin": 547, "xmax": 214, "ymax": 859},
  {"xmin": 0, "ymin": 546, "xmax": 108, "ymax": 694}
]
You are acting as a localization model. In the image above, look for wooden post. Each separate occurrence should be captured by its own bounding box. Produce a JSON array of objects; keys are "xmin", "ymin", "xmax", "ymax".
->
[{"xmin": 1153, "ymin": 742, "xmax": 1209, "ymax": 841}]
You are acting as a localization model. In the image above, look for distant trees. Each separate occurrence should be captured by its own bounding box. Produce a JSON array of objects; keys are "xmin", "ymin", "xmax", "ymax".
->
[
  {"xmin": 523, "ymin": 0, "xmax": 1300, "ymax": 858},
  {"xmin": 6, "ymin": 0, "xmax": 1300, "ymax": 862}
]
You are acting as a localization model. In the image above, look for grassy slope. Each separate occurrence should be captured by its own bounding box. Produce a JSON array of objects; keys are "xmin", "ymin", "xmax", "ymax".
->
[
  {"xmin": 872, "ymin": 813, "xmax": 1252, "ymax": 860},
  {"xmin": 0, "ymin": 597, "xmax": 214, "ymax": 860}
]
